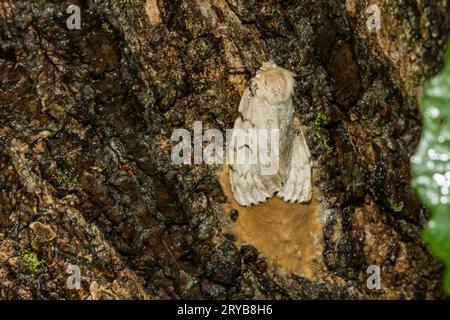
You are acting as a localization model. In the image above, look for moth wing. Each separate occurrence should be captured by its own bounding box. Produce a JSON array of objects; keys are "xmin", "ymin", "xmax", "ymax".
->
[
  {"xmin": 278, "ymin": 124, "xmax": 312, "ymax": 203},
  {"xmin": 229, "ymin": 88, "xmax": 280, "ymax": 206}
]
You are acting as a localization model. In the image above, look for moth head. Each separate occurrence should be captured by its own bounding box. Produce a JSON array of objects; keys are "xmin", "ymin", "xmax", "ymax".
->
[{"xmin": 252, "ymin": 62, "xmax": 296, "ymax": 105}]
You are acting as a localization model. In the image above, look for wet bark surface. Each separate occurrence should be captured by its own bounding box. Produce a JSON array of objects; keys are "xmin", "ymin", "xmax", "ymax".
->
[{"xmin": 0, "ymin": 0, "xmax": 449, "ymax": 299}]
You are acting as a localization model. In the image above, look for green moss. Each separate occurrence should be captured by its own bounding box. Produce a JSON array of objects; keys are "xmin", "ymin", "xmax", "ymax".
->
[
  {"xmin": 313, "ymin": 112, "xmax": 327, "ymax": 139},
  {"xmin": 57, "ymin": 169, "xmax": 79, "ymax": 188},
  {"xmin": 390, "ymin": 201, "xmax": 404, "ymax": 213},
  {"xmin": 88, "ymin": 104, "xmax": 95, "ymax": 115},
  {"xmin": 322, "ymin": 137, "xmax": 333, "ymax": 153},
  {"xmin": 347, "ymin": 267, "xmax": 356, "ymax": 279},
  {"xmin": 18, "ymin": 251, "xmax": 45, "ymax": 283},
  {"xmin": 22, "ymin": 251, "xmax": 45, "ymax": 274},
  {"xmin": 101, "ymin": 22, "xmax": 113, "ymax": 34},
  {"xmin": 313, "ymin": 112, "xmax": 333, "ymax": 153},
  {"xmin": 195, "ymin": 39, "xmax": 211, "ymax": 59}
]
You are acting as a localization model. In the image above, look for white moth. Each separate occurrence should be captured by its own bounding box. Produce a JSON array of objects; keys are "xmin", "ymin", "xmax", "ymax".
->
[{"xmin": 229, "ymin": 62, "xmax": 312, "ymax": 206}]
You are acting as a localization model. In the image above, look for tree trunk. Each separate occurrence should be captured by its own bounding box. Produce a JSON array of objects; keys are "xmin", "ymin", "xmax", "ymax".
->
[{"xmin": 0, "ymin": 0, "xmax": 449, "ymax": 299}]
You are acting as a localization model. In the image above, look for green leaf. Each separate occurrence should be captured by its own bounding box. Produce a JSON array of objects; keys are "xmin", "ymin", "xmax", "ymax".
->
[{"xmin": 411, "ymin": 39, "xmax": 450, "ymax": 294}]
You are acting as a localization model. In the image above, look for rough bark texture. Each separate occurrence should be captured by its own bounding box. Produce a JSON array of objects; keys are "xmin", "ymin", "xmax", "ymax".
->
[{"xmin": 1, "ymin": 0, "xmax": 449, "ymax": 299}]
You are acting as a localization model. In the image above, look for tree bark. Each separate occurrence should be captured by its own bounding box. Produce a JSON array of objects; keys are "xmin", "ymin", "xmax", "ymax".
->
[{"xmin": 0, "ymin": 0, "xmax": 449, "ymax": 299}]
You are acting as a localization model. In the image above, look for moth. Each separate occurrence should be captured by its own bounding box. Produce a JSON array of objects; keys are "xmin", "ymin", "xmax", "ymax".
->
[{"xmin": 229, "ymin": 62, "xmax": 312, "ymax": 206}]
